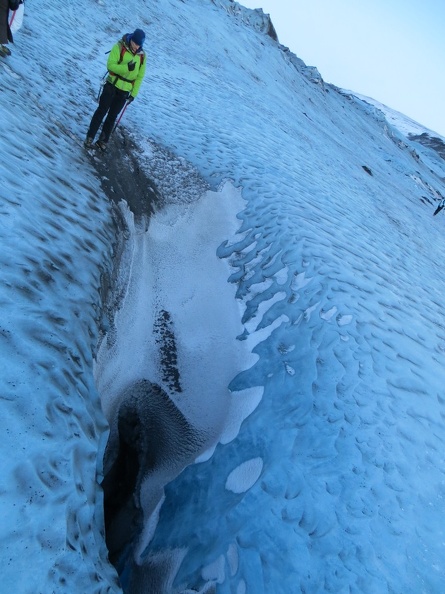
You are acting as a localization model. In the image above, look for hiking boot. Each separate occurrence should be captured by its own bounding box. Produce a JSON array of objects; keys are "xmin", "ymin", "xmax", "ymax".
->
[
  {"xmin": 84, "ymin": 136, "xmax": 94, "ymax": 149},
  {"xmin": 0, "ymin": 45, "xmax": 11, "ymax": 57},
  {"xmin": 95, "ymin": 140, "xmax": 108, "ymax": 152}
]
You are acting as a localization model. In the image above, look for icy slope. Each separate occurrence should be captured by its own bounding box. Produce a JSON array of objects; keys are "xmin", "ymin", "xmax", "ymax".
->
[
  {"xmin": 349, "ymin": 90, "xmax": 445, "ymax": 173},
  {"xmin": 107, "ymin": 2, "xmax": 445, "ymax": 593},
  {"xmin": 0, "ymin": 34, "xmax": 120, "ymax": 594},
  {"xmin": 0, "ymin": 1, "xmax": 269, "ymax": 591},
  {"xmin": 2, "ymin": 0, "xmax": 445, "ymax": 593}
]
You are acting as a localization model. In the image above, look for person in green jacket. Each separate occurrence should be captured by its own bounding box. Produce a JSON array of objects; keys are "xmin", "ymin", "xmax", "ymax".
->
[{"xmin": 85, "ymin": 29, "xmax": 146, "ymax": 151}]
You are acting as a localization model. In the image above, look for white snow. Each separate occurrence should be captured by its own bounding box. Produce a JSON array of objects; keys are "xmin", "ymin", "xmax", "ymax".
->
[
  {"xmin": 225, "ymin": 457, "xmax": 263, "ymax": 493},
  {"xmin": 351, "ymin": 90, "xmax": 445, "ymax": 140},
  {"xmin": 95, "ymin": 182, "xmax": 254, "ymax": 439},
  {"xmin": 1, "ymin": 0, "xmax": 445, "ymax": 593}
]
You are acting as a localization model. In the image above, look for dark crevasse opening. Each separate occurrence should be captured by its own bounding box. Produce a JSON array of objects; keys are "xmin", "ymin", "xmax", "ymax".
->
[
  {"xmin": 92, "ymin": 133, "xmax": 216, "ymax": 590},
  {"xmin": 100, "ymin": 380, "xmax": 207, "ymax": 586},
  {"xmin": 102, "ymin": 404, "xmax": 144, "ymax": 567},
  {"xmin": 92, "ymin": 132, "xmax": 160, "ymax": 577}
]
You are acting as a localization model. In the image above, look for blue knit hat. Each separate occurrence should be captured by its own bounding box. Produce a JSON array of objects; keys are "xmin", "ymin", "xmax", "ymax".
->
[{"xmin": 131, "ymin": 29, "xmax": 145, "ymax": 47}]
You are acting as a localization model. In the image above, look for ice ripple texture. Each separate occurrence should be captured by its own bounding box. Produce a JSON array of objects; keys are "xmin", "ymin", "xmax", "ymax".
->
[
  {"xmin": 2, "ymin": 0, "xmax": 445, "ymax": 592},
  {"xmin": 0, "ymin": 52, "xmax": 120, "ymax": 593},
  {"xmin": 129, "ymin": 1, "xmax": 445, "ymax": 593}
]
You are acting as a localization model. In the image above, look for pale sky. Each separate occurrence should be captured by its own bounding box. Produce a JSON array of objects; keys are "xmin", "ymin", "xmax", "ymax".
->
[{"xmin": 241, "ymin": 0, "xmax": 445, "ymax": 137}]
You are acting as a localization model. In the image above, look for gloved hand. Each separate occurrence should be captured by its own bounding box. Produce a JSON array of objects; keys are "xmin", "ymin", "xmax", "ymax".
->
[
  {"xmin": 128, "ymin": 60, "xmax": 136, "ymax": 72},
  {"xmin": 127, "ymin": 95, "xmax": 134, "ymax": 103}
]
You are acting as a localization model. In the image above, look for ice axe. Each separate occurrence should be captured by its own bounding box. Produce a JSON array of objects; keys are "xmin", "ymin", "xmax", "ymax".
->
[{"xmin": 112, "ymin": 99, "xmax": 131, "ymax": 135}]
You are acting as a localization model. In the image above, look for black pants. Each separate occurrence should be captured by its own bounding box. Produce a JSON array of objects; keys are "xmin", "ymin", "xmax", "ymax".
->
[
  {"xmin": 0, "ymin": 0, "xmax": 12, "ymax": 45},
  {"xmin": 87, "ymin": 82, "xmax": 129, "ymax": 143}
]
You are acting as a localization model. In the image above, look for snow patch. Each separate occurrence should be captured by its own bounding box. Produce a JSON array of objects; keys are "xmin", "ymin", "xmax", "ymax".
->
[{"xmin": 225, "ymin": 457, "xmax": 264, "ymax": 493}]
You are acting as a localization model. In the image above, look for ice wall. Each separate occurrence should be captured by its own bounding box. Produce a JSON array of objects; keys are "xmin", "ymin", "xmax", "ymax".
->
[{"xmin": 0, "ymin": 57, "xmax": 121, "ymax": 593}]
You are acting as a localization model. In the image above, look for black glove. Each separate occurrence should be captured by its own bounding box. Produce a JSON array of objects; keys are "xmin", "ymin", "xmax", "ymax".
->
[
  {"xmin": 127, "ymin": 95, "xmax": 134, "ymax": 103},
  {"xmin": 128, "ymin": 60, "xmax": 136, "ymax": 72}
]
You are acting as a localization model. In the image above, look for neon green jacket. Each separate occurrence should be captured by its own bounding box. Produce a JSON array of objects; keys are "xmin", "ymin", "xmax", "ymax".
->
[{"xmin": 106, "ymin": 36, "xmax": 146, "ymax": 98}]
